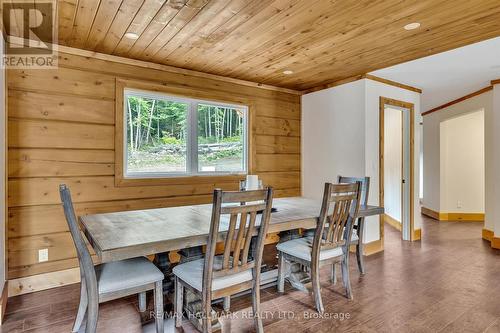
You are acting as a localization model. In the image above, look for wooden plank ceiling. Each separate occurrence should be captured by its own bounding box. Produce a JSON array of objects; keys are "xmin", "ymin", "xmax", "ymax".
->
[{"xmin": 49, "ymin": 0, "xmax": 500, "ymax": 90}]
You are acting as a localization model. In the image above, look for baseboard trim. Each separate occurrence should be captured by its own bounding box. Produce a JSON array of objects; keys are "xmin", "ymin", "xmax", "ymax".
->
[
  {"xmin": 439, "ymin": 213, "xmax": 484, "ymax": 222},
  {"xmin": 421, "ymin": 207, "xmax": 484, "ymax": 222},
  {"xmin": 383, "ymin": 214, "xmax": 402, "ymax": 231},
  {"xmin": 491, "ymin": 237, "xmax": 500, "ymax": 250},
  {"xmin": 363, "ymin": 239, "xmax": 383, "ymax": 256},
  {"xmin": 482, "ymin": 228, "xmax": 494, "ymax": 242},
  {"xmin": 412, "ymin": 228, "xmax": 422, "ymax": 241},
  {"xmin": 421, "ymin": 207, "xmax": 440, "ymax": 220},
  {"xmin": 0, "ymin": 281, "xmax": 8, "ymax": 324},
  {"xmin": 480, "ymin": 228, "xmax": 500, "ymax": 250},
  {"xmin": 8, "ymin": 267, "xmax": 80, "ymax": 297}
]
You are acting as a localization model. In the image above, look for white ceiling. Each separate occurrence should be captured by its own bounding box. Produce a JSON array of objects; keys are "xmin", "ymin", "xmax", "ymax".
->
[{"xmin": 370, "ymin": 36, "xmax": 500, "ymax": 112}]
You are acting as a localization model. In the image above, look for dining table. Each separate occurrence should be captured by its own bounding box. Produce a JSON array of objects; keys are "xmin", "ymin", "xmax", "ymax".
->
[{"xmin": 80, "ymin": 196, "xmax": 384, "ymax": 332}]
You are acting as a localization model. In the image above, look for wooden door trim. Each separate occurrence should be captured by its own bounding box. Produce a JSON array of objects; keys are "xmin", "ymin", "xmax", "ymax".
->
[{"xmin": 379, "ymin": 97, "xmax": 416, "ymax": 242}]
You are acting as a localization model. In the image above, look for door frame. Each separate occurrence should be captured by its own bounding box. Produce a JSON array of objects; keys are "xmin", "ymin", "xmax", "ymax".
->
[{"xmin": 379, "ymin": 97, "xmax": 416, "ymax": 242}]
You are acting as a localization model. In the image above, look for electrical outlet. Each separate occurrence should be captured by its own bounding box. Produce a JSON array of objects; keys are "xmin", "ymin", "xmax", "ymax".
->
[
  {"xmin": 457, "ymin": 201, "xmax": 462, "ymax": 209},
  {"xmin": 38, "ymin": 248, "xmax": 48, "ymax": 262}
]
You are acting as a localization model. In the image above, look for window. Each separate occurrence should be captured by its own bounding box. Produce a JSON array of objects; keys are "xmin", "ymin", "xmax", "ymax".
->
[{"xmin": 124, "ymin": 89, "xmax": 248, "ymax": 178}]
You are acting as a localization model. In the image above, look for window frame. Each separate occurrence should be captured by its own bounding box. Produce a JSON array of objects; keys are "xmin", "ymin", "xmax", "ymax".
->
[{"xmin": 116, "ymin": 80, "xmax": 249, "ymax": 187}]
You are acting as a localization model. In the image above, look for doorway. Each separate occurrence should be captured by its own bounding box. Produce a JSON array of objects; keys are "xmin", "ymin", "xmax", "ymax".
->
[{"xmin": 379, "ymin": 97, "xmax": 415, "ymax": 241}]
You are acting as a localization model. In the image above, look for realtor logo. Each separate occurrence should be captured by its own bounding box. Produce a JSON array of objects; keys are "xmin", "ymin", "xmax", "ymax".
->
[{"xmin": 2, "ymin": 0, "xmax": 57, "ymax": 68}]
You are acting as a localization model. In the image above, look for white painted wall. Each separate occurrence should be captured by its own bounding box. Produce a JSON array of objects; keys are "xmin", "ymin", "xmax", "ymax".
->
[
  {"xmin": 302, "ymin": 79, "xmax": 421, "ymax": 243},
  {"xmin": 491, "ymin": 85, "xmax": 500, "ymax": 236},
  {"xmin": 422, "ymin": 90, "xmax": 492, "ymax": 229},
  {"xmin": 364, "ymin": 79, "xmax": 422, "ymax": 241},
  {"xmin": 301, "ymin": 80, "xmax": 366, "ymax": 199},
  {"xmin": 439, "ymin": 110, "xmax": 484, "ymax": 213},
  {"xmin": 383, "ymin": 107, "xmax": 402, "ymax": 222}
]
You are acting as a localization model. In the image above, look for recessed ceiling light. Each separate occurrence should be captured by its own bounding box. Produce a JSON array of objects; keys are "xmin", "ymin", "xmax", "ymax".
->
[
  {"xmin": 124, "ymin": 32, "xmax": 139, "ymax": 39},
  {"xmin": 404, "ymin": 22, "xmax": 421, "ymax": 31},
  {"xmin": 283, "ymin": 70, "xmax": 294, "ymax": 75}
]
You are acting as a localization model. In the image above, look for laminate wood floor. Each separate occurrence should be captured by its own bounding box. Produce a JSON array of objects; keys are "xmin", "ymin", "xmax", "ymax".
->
[{"xmin": 3, "ymin": 216, "xmax": 500, "ymax": 333}]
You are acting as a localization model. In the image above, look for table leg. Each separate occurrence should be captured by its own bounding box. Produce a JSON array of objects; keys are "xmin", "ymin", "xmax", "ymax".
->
[
  {"xmin": 153, "ymin": 252, "xmax": 174, "ymax": 295},
  {"xmin": 278, "ymin": 230, "xmax": 311, "ymax": 290}
]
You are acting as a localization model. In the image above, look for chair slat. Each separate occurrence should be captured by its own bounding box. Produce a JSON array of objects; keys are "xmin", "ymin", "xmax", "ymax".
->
[
  {"xmin": 221, "ymin": 203, "xmax": 266, "ymax": 215},
  {"xmin": 241, "ymin": 211, "xmax": 257, "ymax": 265},
  {"xmin": 232, "ymin": 213, "xmax": 248, "ymax": 267},
  {"xmin": 223, "ymin": 214, "xmax": 238, "ymax": 270}
]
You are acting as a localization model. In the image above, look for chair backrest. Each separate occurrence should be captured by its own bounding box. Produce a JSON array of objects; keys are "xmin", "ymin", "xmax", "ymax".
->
[
  {"xmin": 203, "ymin": 188, "xmax": 273, "ymax": 288},
  {"xmin": 337, "ymin": 175, "xmax": 370, "ymax": 206},
  {"xmin": 311, "ymin": 182, "xmax": 362, "ymax": 260},
  {"xmin": 59, "ymin": 185, "xmax": 97, "ymax": 294}
]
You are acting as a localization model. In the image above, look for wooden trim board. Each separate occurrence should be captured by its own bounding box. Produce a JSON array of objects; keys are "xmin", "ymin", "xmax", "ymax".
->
[
  {"xmin": 482, "ymin": 228, "xmax": 494, "ymax": 242},
  {"xmin": 384, "ymin": 214, "xmax": 402, "ymax": 231},
  {"xmin": 379, "ymin": 97, "xmax": 416, "ymax": 242},
  {"xmin": 491, "ymin": 237, "xmax": 500, "ymax": 250},
  {"xmin": 412, "ymin": 228, "xmax": 422, "ymax": 241},
  {"xmin": 439, "ymin": 213, "xmax": 484, "ymax": 222},
  {"xmin": 421, "ymin": 207, "xmax": 484, "ymax": 221},
  {"xmin": 363, "ymin": 239, "xmax": 383, "ymax": 256},
  {"xmin": 421, "ymin": 206, "xmax": 440, "ymax": 220},
  {"xmin": 8, "ymin": 267, "xmax": 80, "ymax": 297},
  {"xmin": 422, "ymin": 86, "xmax": 493, "ymax": 116},
  {"xmin": 482, "ymin": 228, "xmax": 500, "ymax": 250},
  {"xmin": 0, "ymin": 281, "xmax": 7, "ymax": 324},
  {"xmin": 302, "ymin": 74, "xmax": 422, "ymax": 94}
]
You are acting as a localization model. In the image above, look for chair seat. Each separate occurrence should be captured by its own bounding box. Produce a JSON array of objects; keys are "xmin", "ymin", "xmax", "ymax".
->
[
  {"xmin": 96, "ymin": 257, "xmax": 164, "ymax": 295},
  {"xmin": 276, "ymin": 237, "xmax": 344, "ymax": 262},
  {"xmin": 172, "ymin": 256, "xmax": 253, "ymax": 292}
]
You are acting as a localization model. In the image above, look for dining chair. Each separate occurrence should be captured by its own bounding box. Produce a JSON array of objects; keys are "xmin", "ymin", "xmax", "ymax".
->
[
  {"xmin": 59, "ymin": 184, "xmax": 165, "ymax": 333},
  {"xmin": 173, "ymin": 187, "xmax": 274, "ymax": 333},
  {"xmin": 276, "ymin": 182, "xmax": 361, "ymax": 313},
  {"xmin": 337, "ymin": 175, "xmax": 370, "ymax": 274}
]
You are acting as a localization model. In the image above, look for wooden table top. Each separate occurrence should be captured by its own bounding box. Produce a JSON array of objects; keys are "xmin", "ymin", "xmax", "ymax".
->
[{"xmin": 80, "ymin": 196, "xmax": 384, "ymax": 263}]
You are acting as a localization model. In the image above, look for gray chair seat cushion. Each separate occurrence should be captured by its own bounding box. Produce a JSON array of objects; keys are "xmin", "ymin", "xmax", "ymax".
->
[
  {"xmin": 96, "ymin": 257, "xmax": 163, "ymax": 295},
  {"xmin": 172, "ymin": 256, "xmax": 253, "ymax": 291},
  {"xmin": 276, "ymin": 237, "xmax": 344, "ymax": 262}
]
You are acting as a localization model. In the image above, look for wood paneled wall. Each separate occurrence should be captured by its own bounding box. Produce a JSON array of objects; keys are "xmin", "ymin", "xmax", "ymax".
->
[{"xmin": 6, "ymin": 52, "xmax": 301, "ymax": 279}]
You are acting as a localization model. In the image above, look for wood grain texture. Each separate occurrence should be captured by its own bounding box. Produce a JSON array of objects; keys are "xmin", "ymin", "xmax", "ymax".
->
[
  {"xmin": 6, "ymin": 50, "xmax": 301, "ymax": 279},
  {"xmin": 6, "ymin": 217, "xmax": 500, "ymax": 332},
  {"xmin": 43, "ymin": 0, "xmax": 500, "ymax": 90},
  {"xmin": 81, "ymin": 197, "xmax": 383, "ymax": 263}
]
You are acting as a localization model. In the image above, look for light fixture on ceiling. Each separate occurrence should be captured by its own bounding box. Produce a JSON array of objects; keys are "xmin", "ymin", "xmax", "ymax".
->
[
  {"xmin": 124, "ymin": 32, "xmax": 139, "ymax": 39},
  {"xmin": 404, "ymin": 22, "xmax": 421, "ymax": 31},
  {"xmin": 283, "ymin": 70, "xmax": 294, "ymax": 75}
]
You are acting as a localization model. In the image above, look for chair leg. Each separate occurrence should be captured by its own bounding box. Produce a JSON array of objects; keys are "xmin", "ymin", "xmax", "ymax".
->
[
  {"xmin": 138, "ymin": 292, "xmax": 147, "ymax": 313},
  {"xmin": 311, "ymin": 262, "xmax": 324, "ymax": 314},
  {"xmin": 223, "ymin": 296, "xmax": 230, "ymax": 312},
  {"xmin": 174, "ymin": 277, "xmax": 184, "ymax": 328},
  {"xmin": 72, "ymin": 279, "xmax": 88, "ymax": 333},
  {"xmin": 85, "ymin": 288, "xmax": 98, "ymax": 333},
  {"xmin": 356, "ymin": 242, "xmax": 365, "ymax": 274},
  {"xmin": 277, "ymin": 252, "xmax": 285, "ymax": 293},
  {"xmin": 154, "ymin": 281, "xmax": 164, "ymax": 333},
  {"xmin": 331, "ymin": 263, "xmax": 337, "ymax": 284},
  {"xmin": 252, "ymin": 283, "xmax": 264, "ymax": 333},
  {"xmin": 202, "ymin": 300, "xmax": 212, "ymax": 333},
  {"xmin": 341, "ymin": 255, "xmax": 353, "ymax": 300}
]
